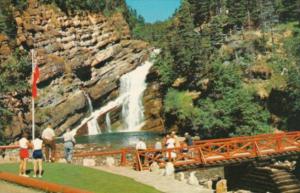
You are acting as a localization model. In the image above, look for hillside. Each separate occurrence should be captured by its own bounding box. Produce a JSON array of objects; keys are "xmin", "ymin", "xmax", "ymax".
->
[
  {"xmin": 0, "ymin": 0, "xmax": 163, "ymax": 142},
  {"xmin": 141, "ymin": 0, "xmax": 300, "ymax": 138}
]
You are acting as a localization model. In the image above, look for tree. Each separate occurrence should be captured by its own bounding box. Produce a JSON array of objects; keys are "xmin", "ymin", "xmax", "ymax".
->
[
  {"xmin": 164, "ymin": 89, "xmax": 199, "ymax": 132},
  {"xmin": 276, "ymin": 0, "xmax": 300, "ymax": 22},
  {"xmin": 196, "ymin": 61, "xmax": 271, "ymax": 138},
  {"xmin": 226, "ymin": 0, "xmax": 249, "ymax": 28}
]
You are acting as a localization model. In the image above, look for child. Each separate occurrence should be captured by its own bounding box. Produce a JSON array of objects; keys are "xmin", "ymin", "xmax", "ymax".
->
[
  {"xmin": 19, "ymin": 133, "xmax": 30, "ymax": 177},
  {"xmin": 32, "ymin": 135, "xmax": 43, "ymax": 178}
]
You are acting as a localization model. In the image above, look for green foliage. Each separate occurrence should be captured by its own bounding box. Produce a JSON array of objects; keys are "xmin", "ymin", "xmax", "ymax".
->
[
  {"xmin": 0, "ymin": 50, "xmax": 30, "ymax": 135},
  {"xmin": 164, "ymin": 89, "xmax": 196, "ymax": 121},
  {"xmin": 282, "ymin": 26, "xmax": 300, "ymax": 130},
  {"xmin": 132, "ymin": 21, "xmax": 171, "ymax": 43},
  {"xmin": 195, "ymin": 62, "xmax": 271, "ymax": 137},
  {"xmin": 41, "ymin": 0, "xmax": 124, "ymax": 13},
  {"xmin": 0, "ymin": 0, "xmax": 17, "ymax": 39},
  {"xmin": 0, "ymin": 50, "xmax": 31, "ymax": 92},
  {"xmin": 163, "ymin": 88, "xmax": 201, "ymax": 131},
  {"xmin": 123, "ymin": 7, "xmax": 145, "ymax": 30},
  {"xmin": 276, "ymin": 0, "xmax": 300, "ymax": 22},
  {"xmin": 154, "ymin": 51, "xmax": 175, "ymax": 85}
]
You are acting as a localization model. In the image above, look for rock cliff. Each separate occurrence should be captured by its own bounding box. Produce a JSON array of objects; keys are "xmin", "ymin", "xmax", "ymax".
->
[{"xmin": 0, "ymin": 0, "xmax": 164, "ymax": 139}]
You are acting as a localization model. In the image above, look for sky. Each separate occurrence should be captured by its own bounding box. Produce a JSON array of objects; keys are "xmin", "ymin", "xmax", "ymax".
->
[{"xmin": 125, "ymin": 0, "xmax": 181, "ymax": 23}]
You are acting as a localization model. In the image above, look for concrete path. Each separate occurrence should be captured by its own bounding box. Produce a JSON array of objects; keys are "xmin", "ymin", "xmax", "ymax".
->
[
  {"xmin": 0, "ymin": 180, "xmax": 44, "ymax": 193},
  {"xmin": 95, "ymin": 166, "xmax": 213, "ymax": 193}
]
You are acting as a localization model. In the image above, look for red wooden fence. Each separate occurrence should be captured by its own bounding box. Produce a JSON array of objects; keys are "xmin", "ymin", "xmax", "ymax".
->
[
  {"xmin": 1, "ymin": 132, "xmax": 300, "ymax": 171},
  {"xmin": 135, "ymin": 131, "xmax": 300, "ymax": 170}
]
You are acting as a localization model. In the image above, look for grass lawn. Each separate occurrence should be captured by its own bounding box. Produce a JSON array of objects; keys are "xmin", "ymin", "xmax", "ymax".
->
[{"xmin": 0, "ymin": 163, "xmax": 162, "ymax": 193}]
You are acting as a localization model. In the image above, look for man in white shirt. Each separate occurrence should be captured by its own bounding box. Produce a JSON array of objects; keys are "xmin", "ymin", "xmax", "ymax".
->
[
  {"xmin": 63, "ymin": 128, "xmax": 76, "ymax": 163},
  {"xmin": 136, "ymin": 138, "xmax": 147, "ymax": 165},
  {"xmin": 42, "ymin": 124, "xmax": 56, "ymax": 162}
]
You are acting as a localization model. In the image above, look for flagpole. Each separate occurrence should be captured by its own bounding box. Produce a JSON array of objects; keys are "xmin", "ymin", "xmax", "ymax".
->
[{"xmin": 31, "ymin": 49, "xmax": 35, "ymax": 140}]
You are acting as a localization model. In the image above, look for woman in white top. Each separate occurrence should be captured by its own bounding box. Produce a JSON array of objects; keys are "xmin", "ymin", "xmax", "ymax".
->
[
  {"xmin": 32, "ymin": 134, "xmax": 43, "ymax": 178},
  {"xmin": 166, "ymin": 134, "xmax": 177, "ymax": 160},
  {"xmin": 19, "ymin": 132, "xmax": 30, "ymax": 177}
]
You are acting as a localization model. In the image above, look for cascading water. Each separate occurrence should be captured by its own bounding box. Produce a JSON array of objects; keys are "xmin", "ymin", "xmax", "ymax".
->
[
  {"xmin": 83, "ymin": 92, "xmax": 101, "ymax": 135},
  {"xmin": 120, "ymin": 61, "xmax": 153, "ymax": 131},
  {"xmin": 73, "ymin": 50, "xmax": 159, "ymax": 136},
  {"xmin": 105, "ymin": 112, "xmax": 112, "ymax": 133},
  {"xmin": 84, "ymin": 92, "xmax": 94, "ymax": 113}
]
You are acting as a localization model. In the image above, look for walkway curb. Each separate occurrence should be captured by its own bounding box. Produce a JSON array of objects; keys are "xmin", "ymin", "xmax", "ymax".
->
[{"xmin": 0, "ymin": 172, "xmax": 93, "ymax": 193}]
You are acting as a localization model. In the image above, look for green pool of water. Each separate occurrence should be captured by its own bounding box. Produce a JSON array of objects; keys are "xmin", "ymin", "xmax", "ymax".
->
[{"xmin": 59, "ymin": 131, "xmax": 163, "ymax": 149}]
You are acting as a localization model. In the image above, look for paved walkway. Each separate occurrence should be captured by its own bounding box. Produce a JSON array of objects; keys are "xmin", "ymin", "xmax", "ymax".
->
[
  {"xmin": 0, "ymin": 180, "xmax": 44, "ymax": 193},
  {"xmin": 95, "ymin": 166, "xmax": 213, "ymax": 193}
]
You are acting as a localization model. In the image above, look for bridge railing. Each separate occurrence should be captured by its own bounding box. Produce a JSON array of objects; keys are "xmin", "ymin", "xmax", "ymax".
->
[
  {"xmin": 135, "ymin": 131, "xmax": 300, "ymax": 170},
  {"xmin": 1, "ymin": 131, "xmax": 300, "ymax": 170}
]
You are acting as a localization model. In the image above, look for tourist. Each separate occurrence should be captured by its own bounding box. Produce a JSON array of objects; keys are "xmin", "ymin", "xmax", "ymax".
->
[
  {"xmin": 32, "ymin": 134, "xmax": 43, "ymax": 178},
  {"xmin": 19, "ymin": 132, "xmax": 30, "ymax": 177},
  {"xmin": 63, "ymin": 128, "xmax": 76, "ymax": 163},
  {"xmin": 136, "ymin": 138, "xmax": 147, "ymax": 165},
  {"xmin": 166, "ymin": 133, "xmax": 176, "ymax": 160},
  {"xmin": 154, "ymin": 138, "xmax": 162, "ymax": 150},
  {"xmin": 42, "ymin": 124, "xmax": 56, "ymax": 162},
  {"xmin": 171, "ymin": 131, "xmax": 180, "ymax": 148},
  {"xmin": 184, "ymin": 132, "xmax": 193, "ymax": 146},
  {"xmin": 154, "ymin": 138, "xmax": 162, "ymax": 160},
  {"xmin": 163, "ymin": 134, "xmax": 170, "ymax": 148}
]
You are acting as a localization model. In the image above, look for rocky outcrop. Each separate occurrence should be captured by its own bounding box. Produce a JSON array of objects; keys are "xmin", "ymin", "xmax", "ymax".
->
[{"xmin": 0, "ymin": 0, "xmax": 152, "ymax": 138}]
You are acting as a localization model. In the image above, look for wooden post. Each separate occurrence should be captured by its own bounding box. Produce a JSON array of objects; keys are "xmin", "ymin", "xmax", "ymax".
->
[
  {"xmin": 120, "ymin": 149, "xmax": 127, "ymax": 166},
  {"xmin": 276, "ymin": 135, "xmax": 282, "ymax": 152}
]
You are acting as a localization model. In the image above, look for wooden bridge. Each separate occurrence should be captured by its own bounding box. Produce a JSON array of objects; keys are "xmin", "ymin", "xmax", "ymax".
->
[
  {"xmin": 1, "ymin": 131, "xmax": 300, "ymax": 171},
  {"xmin": 135, "ymin": 131, "xmax": 300, "ymax": 171}
]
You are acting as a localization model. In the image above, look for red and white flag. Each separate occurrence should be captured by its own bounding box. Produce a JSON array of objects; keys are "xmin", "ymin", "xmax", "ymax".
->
[{"xmin": 32, "ymin": 64, "xmax": 40, "ymax": 98}]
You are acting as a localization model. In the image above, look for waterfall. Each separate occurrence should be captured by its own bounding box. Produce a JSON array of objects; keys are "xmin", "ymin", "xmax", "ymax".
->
[
  {"xmin": 87, "ymin": 118, "xmax": 101, "ymax": 135},
  {"xmin": 83, "ymin": 92, "xmax": 101, "ymax": 135},
  {"xmin": 120, "ymin": 61, "xmax": 153, "ymax": 131},
  {"xmin": 83, "ymin": 92, "xmax": 94, "ymax": 113},
  {"xmin": 73, "ymin": 49, "xmax": 159, "ymax": 136},
  {"xmin": 105, "ymin": 112, "xmax": 112, "ymax": 133}
]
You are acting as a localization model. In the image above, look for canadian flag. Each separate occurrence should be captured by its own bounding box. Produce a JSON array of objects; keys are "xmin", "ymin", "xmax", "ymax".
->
[{"xmin": 32, "ymin": 64, "xmax": 40, "ymax": 98}]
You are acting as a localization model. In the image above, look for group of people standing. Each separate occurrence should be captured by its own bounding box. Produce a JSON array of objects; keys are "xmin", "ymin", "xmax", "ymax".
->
[
  {"xmin": 136, "ymin": 131, "xmax": 194, "ymax": 165},
  {"xmin": 18, "ymin": 124, "xmax": 76, "ymax": 177}
]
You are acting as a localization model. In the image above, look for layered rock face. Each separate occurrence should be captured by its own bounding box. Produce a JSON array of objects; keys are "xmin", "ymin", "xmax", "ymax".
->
[{"xmin": 0, "ymin": 0, "xmax": 164, "ymax": 138}]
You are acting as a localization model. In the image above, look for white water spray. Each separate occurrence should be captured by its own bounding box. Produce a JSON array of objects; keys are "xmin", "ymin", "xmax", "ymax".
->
[
  {"xmin": 83, "ymin": 92, "xmax": 101, "ymax": 135},
  {"xmin": 73, "ymin": 49, "xmax": 159, "ymax": 136},
  {"xmin": 120, "ymin": 61, "xmax": 153, "ymax": 131},
  {"xmin": 105, "ymin": 112, "xmax": 112, "ymax": 133}
]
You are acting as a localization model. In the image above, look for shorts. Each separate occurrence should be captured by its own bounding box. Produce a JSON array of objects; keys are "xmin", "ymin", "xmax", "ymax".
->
[
  {"xmin": 33, "ymin": 150, "xmax": 43, "ymax": 159},
  {"xmin": 20, "ymin": 149, "xmax": 29, "ymax": 159}
]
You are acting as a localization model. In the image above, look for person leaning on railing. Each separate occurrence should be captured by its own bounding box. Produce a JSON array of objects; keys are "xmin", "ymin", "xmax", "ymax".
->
[
  {"xmin": 63, "ymin": 128, "xmax": 76, "ymax": 164},
  {"xmin": 136, "ymin": 138, "xmax": 147, "ymax": 165}
]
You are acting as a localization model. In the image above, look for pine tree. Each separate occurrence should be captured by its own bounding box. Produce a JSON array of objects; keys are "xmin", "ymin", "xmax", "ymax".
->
[
  {"xmin": 258, "ymin": 0, "xmax": 278, "ymax": 34},
  {"xmin": 226, "ymin": 0, "xmax": 248, "ymax": 28},
  {"xmin": 276, "ymin": 0, "xmax": 300, "ymax": 22},
  {"xmin": 188, "ymin": 0, "xmax": 221, "ymax": 25}
]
